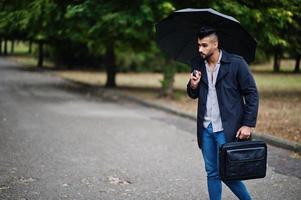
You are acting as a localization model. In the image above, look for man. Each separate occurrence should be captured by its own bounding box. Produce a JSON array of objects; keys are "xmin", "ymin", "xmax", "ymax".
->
[{"xmin": 187, "ymin": 26, "xmax": 259, "ymax": 200}]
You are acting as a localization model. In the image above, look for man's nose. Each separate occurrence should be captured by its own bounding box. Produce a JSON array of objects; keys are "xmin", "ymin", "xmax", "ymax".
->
[{"xmin": 198, "ymin": 46, "xmax": 203, "ymax": 53}]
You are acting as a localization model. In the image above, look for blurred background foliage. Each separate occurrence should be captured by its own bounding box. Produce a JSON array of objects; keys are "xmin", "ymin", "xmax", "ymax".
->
[{"xmin": 0, "ymin": 0, "xmax": 300, "ymax": 96}]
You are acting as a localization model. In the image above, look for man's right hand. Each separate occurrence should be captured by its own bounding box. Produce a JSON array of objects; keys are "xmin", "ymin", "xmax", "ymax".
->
[{"xmin": 190, "ymin": 70, "xmax": 201, "ymax": 89}]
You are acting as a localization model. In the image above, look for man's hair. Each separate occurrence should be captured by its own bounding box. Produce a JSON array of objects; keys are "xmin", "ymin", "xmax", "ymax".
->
[
  {"xmin": 197, "ymin": 26, "xmax": 220, "ymax": 48},
  {"xmin": 197, "ymin": 26, "xmax": 218, "ymax": 40}
]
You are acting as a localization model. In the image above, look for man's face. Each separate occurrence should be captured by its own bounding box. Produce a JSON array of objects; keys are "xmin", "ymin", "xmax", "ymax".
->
[{"xmin": 197, "ymin": 35, "xmax": 218, "ymax": 60}]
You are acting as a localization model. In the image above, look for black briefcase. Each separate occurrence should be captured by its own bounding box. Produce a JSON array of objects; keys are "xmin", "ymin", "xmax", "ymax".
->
[{"xmin": 219, "ymin": 140, "xmax": 267, "ymax": 181}]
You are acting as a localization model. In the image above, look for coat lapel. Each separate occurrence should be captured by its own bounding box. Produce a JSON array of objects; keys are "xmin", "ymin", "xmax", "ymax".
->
[
  {"xmin": 216, "ymin": 64, "xmax": 229, "ymax": 84},
  {"xmin": 200, "ymin": 62, "xmax": 208, "ymax": 85},
  {"xmin": 216, "ymin": 50, "xmax": 231, "ymax": 84}
]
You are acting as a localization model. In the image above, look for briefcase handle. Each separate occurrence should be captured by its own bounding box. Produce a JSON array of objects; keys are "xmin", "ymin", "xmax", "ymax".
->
[{"xmin": 235, "ymin": 136, "xmax": 252, "ymax": 142}]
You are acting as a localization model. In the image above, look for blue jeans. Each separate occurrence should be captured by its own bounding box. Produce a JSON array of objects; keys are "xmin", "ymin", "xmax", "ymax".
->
[{"xmin": 201, "ymin": 123, "xmax": 252, "ymax": 200}]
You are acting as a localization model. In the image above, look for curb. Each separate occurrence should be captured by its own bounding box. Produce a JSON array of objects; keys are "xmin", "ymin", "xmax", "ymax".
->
[{"xmin": 63, "ymin": 78, "xmax": 301, "ymax": 153}]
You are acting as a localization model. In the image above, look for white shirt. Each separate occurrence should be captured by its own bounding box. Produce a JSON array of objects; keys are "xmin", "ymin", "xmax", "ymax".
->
[{"xmin": 203, "ymin": 51, "xmax": 224, "ymax": 132}]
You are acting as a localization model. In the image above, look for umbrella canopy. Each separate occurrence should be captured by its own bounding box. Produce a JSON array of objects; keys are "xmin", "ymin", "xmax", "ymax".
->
[{"xmin": 155, "ymin": 8, "xmax": 257, "ymax": 64}]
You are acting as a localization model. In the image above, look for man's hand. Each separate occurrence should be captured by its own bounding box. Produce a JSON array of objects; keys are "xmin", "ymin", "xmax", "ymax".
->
[
  {"xmin": 190, "ymin": 70, "xmax": 201, "ymax": 89},
  {"xmin": 236, "ymin": 126, "xmax": 252, "ymax": 140}
]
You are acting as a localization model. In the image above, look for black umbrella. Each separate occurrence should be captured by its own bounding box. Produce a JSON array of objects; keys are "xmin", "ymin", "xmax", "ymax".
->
[{"xmin": 155, "ymin": 8, "xmax": 257, "ymax": 64}]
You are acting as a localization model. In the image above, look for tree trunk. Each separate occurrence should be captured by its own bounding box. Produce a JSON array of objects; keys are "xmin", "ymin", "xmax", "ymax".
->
[
  {"xmin": 0, "ymin": 38, "xmax": 2, "ymax": 54},
  {"xmin": 37, "ymin": 41, "xmax": 44, "ymax": 68},
  {"xmin": 160, "ymin": 59, "xmax": 175, "ymax": 98},
  {"xmin": 105, "ymin": 45, "xmax": 117, "ymax": 88},
  {"xmin": 295, "ymin": 55, "xmax": 300, "ymax": 73},
  {"xmin": 4, "ymin": 38, "xmax": 8, "ymax": 55},
  {"xmin": 28, "ymin": 40, "xmax": 32, "ymax": 54},
  {"xmin": 11, "ymin": 40, "xmax": 15, "ymax": 53},
  {"xmin": 273, "ymin": 47, "xmax": 281, "ymax": 72}
]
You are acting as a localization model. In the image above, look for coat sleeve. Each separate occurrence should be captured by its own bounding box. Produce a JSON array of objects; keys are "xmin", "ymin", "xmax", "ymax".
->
[
  {"xmin": 187, "ymin": 80, "xmax": 199, "ymax": 99},
  {"xmin": 237, "ymin": 59, "xmax": 259, "ymax": 127},
  {"xmin": 186, "ymin": 57, "xmax": 202, "ymax": 99}
]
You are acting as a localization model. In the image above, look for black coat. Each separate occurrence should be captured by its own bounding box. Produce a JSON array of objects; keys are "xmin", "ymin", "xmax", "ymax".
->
[{"xmin": 187, "ymin": 50, "xmax": 259, "ymax": 149}]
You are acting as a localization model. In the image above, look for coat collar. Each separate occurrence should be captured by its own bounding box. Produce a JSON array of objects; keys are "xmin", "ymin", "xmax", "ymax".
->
[{"xmin": 219, "ymin": 49, "xmax": 231, "ymax": 64}]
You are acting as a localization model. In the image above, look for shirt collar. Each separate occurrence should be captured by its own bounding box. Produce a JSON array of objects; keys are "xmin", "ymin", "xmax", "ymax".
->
[{"xmin": 217, "ymin": 50, "xmax": 222, "ymax": 64}]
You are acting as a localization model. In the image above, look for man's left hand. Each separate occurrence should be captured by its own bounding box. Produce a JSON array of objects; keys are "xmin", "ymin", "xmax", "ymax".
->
[{"xmin": 236, "ymin": 126, "xmax": 252, "ymax": 140}]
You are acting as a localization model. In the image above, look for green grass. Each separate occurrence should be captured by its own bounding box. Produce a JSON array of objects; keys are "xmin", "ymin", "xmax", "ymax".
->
[
  {"xmin": 254, "ymin": 73, "xmax": 301, "ymax": 93},
  {"xmin": 8, "ymin": 50, "xmax": 301, "ymax": 94},
  {"xmin": 6, "ymin": 41, "xmax": 55, "ymax": 68},
  {"xmin": 251, "ymin": 59, "xmax": 297, "ymax": 73},
  {"xmin": 7, "ymin": 45, "xmax": 301, "ymax": 95},
  {"xmin": 6, "ymin": 41, "xmax": 29, "ymax": 54}
]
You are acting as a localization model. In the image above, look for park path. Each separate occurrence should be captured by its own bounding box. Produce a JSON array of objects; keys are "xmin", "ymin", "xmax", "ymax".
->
[{"xmin": 0, "ymin": 58, "xmax": 300, "ymax": 200}]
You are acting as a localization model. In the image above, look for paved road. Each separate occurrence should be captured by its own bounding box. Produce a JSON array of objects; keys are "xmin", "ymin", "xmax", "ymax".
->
[{"xmin": 0, "ymin": 58, "xmax": 300, "ymax": 200}]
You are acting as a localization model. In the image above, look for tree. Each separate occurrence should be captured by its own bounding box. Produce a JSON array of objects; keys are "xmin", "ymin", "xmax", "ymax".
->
[
  {"xmin": 212, "ymin": 0, "xmax": 299, "ymax": 72},
  {"xmin": 23, "ymin": 0, "xmax": 69, "ymax": 67},
  {"xmin": 284, "ymin": 0, "xmax": 301, "ymax": 73},
  {"xmin": 65, "ymin": 0, "xmax": 176, "ymax": 89},
  {"xmin": 88, "ymin": 0, "xmax": 171, "ymax": 88},
  {"xmin": 25, "ymin": 0, "xmax": 50, "ymax": 67},
  {"xmin": 0, "ymin": 0, "xmax": 30, "ymax": 55}
]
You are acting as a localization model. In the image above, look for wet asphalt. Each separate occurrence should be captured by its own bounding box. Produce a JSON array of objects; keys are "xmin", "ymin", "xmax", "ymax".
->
[{"xmin": 0, "ymin": 58, "xmax": 300, "ymax": 200}]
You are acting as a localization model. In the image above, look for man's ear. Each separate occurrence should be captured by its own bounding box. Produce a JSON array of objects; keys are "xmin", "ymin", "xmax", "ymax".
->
[{"xmin": 214, "ymin": 40, "xmax": 218, "ymax": 48}]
